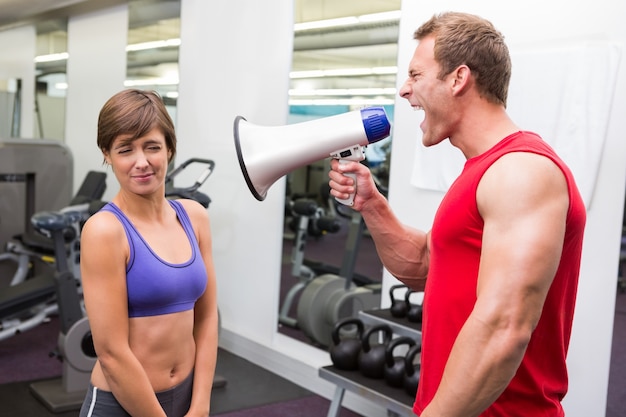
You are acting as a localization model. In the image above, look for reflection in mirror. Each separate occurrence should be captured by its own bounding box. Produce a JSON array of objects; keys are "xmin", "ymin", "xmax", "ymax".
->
[
  {"xmin": 126, "ymin": 0, "xmax": 181, "ymax": 118},
  {"xmin": 278, "ymin": 0, "xmax": 400, "ymax": 349},
  {"xmin": 32, "ymin": 0, "xmax": 182, "ymax": 142},
  {"xmin": 0, "ymin": 77, "xmax": 21, "ymax": 138},
  {"xmin": 126, "ymin": 0, "xmax": 181, "ymax": 176},
  {"xmin": 34, "ymin": 19, "xmax": 68, "ymax": 141}
]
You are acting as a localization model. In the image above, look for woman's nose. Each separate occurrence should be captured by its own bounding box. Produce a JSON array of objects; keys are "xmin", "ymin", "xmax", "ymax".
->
[{"xmin": 135, "ymin": 151, "xmax": 149, "ymax": 167}]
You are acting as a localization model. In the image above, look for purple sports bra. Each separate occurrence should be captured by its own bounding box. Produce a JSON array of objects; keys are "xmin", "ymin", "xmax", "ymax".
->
[{"xmin": 100, "ymin": 200, "xmax": 207, "ymax": 318}]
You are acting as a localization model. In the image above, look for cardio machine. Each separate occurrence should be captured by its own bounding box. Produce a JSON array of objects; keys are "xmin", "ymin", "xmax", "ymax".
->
[
  {"xmin": 27, "ymin": 206, "xmax": 99, "ymax": 412},
  {"xmin": 0, "ymin": 171, "xmax": 107, "ymax": 411},
  {"xmin": 0, "ymin": 171, "xmax": 107, "ymax": 341},
  {"xmin": 165, "ymin": 157, "xmax": 215, "ymax": 208}
]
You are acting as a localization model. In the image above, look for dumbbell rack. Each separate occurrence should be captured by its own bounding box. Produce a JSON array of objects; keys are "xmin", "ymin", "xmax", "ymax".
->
[{"xmin": 319, "ymin": 308, "xmax": 422, "ymax": 417}]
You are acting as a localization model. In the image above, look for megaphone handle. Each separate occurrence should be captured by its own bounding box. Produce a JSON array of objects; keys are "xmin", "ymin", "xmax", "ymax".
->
[{"xmin": 335, "ymin": 159, "xmax": 357, "ymax": 206}]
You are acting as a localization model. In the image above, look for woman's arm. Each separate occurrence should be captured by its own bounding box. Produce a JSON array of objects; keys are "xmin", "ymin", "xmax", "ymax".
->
[
  {"xmin": 81, "ymin": 213, "xmax": 167, "ymax": 417},
  {"xmin": 181, "ymin": 200, "xmax": 219, "ymax": 417}
]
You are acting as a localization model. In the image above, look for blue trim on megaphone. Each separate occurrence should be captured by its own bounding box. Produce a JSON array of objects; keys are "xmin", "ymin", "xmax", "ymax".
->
[{"xmin": 360, "ymin": 107, "xmax": 391, "ymax": 143}]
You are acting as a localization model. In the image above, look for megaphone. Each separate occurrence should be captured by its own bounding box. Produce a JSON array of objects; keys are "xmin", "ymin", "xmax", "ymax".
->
[{"xmin": 233, "ymin": 107, "xmax": 391, "ymax": 205}]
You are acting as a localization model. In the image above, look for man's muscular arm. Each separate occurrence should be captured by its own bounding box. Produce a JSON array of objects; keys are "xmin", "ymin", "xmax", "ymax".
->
[{"xmin": 329, "ymin": 159, "xmax": 430, "ymax": 290}]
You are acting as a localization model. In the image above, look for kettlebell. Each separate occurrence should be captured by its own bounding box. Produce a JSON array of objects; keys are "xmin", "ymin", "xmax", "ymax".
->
[
  {"xmin": 358, "ymin": 324, "xmax": 393, "ymax": 379},
  {"xmin": 329, "ymin": 318, "xmax": 364, "ymax": 371},
  {"xmin": 389, "ymin": 284, "xmax": 409, "ymax": 318},
  {"xmin": 383, "ymin": 336, "xmax": 416, "ymax": 388},
  {"xmin": 404, "ymin": 342, "xmax": 422, "ymax": 397},
  {"xmin": 405, "ymin": 290, "xmax": 423, "ymax": 323}
]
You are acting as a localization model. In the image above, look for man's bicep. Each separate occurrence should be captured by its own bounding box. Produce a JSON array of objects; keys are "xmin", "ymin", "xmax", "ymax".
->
[{"xmin": 475, "ymin": 153, "xmax": 569, "ymax": 321}]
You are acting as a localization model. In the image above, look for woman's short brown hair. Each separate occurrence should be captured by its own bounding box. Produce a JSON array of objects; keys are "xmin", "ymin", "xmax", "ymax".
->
[{"xmin": 97, "ymin": 89, "xmax": 177, "ymax": 162}]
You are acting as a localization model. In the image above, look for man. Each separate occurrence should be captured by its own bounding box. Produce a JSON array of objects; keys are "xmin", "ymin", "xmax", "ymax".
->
[{"xmin": 328, "ymin": 12, "xmax": 586, "ymax": 417}]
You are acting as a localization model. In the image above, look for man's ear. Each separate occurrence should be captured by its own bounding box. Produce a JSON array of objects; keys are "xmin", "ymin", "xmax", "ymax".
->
[{"xmin": 451, "ymin": 65, "xmax": 471, "ymax": 96}]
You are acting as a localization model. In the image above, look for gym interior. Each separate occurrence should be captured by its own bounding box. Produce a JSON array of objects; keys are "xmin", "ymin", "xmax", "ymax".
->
[{"xmin": 1, "ymin": 0, "xmax": 625, "ymax": 416}]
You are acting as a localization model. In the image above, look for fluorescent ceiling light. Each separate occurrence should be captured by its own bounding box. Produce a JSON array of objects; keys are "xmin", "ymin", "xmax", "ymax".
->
[
  {"xmin": 295, "ymin": 16, "xmax": 359, "ymax": 31},
  {"xmin": 35, "ymin": 39, "xmax": 182, "ymax": 62},
  {"xmin": 124, "ymin": 77, "xmax": 179, "ymax": 87},
  {"xmin": 34, "ymin": 52, "xmax": 69, "ymax": 63},
  {"xmin": 357, "ymin": 11, "xmax": 402, "ymax": 23},
  {"xmin": 290, "ymin": 66, "xmax": 397, "ymax": 79},
  {"xmin": 289, "ymin": 98, "xmax": 395, "ymax": 106},
  {"xmin": 294, "ymin": 10, "xmax": 401, "ymax": 31},
  {"xmin": 126, "ymin": 38, "xmax": 181, "ymax": 52},
  {"xmin": 289, "ymin": 87, "xmax": 396, "ymax": 96}
]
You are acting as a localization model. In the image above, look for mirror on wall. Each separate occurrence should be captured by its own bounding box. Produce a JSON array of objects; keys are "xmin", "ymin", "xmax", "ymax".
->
[
  {"xmin": 126, "ymin": 0, "xmax": 180, "ymax": 115},
  {"xmin": 126, "ymin": 0, "xmax": 181, "ymax": 178},
  {"xmin": 277, "ymin": 0, "xmax": 401, "ymax": 349},
  {"xmin": 32, "ymin": 0, "xmax": 181, "ymax": 142},
  {"xmin": 34, "ymin": 18, "xmax": 68, "ymax": 141},
  {"xmin": 0, "ymin": 77, "xmax": 22, "ymax": 138}
]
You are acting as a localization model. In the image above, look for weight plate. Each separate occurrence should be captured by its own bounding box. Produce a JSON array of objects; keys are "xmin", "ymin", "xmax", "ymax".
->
[
  {"xmin": 60, "ymin": 317, "xmax": 97, "ymax": 371},
  {"xmin": 296, "ymin": 274, "xmax": 344, "ymax": 347}
]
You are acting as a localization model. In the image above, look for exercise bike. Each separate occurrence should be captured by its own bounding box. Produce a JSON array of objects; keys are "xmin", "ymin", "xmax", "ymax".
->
[
  {"xmin": 0, "ymin": 171, "xmax": 107, "ymax": 342},
  {"xmin": 0, "ymin": 170, "xmax": 107, "ymax": 289},
  {"xmin": 165, "ymin": 157, "xmax": 215, "ymax": 208},
  {"xmin": 26, "ymin": 206, "xmax": 99, "ymax": 412}
]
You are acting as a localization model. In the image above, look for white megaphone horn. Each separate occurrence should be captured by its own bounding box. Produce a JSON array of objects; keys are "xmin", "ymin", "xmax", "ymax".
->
[{"xmin": 233, "ymin": 107, "xmax": 391, "ymax": 205}]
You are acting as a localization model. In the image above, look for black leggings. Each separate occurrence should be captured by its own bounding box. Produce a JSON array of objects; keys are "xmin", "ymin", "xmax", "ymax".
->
[{"xmin": 79, "ymin": 371, "xmax": 193, "ymax": 417}]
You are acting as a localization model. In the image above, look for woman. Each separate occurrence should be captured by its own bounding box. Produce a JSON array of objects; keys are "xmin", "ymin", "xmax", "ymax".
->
[{"xmin": 79, "ymin": 89, "xmax": 218, "ymax": 417}]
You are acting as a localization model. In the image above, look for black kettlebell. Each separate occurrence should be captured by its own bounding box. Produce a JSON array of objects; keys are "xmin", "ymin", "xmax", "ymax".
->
[
  {"xmin": 404, "ymin": 342, "xmax": 422, "ymax": 397},
  {"xmin": 383, "ymin": 336, "xmax": 416, "ymax": 388},
  {"xmin": 405, "ymin": 290, "xmax": 423, "ymax": 323},
  {"xmin": 358, "ymin": 324, "xmax": 393, "ymax": 379},
  {"xmin": 389, "ymin": 284, "xmax": 409, "ymax": 318},
  {"xmin": 329, "ymin": 318, "xmax": 364, "ymax": 371}
]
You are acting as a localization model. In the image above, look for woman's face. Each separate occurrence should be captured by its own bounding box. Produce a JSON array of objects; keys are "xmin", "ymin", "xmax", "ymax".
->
[{"xmin": 104, "ymin": 127, "xmax": 171, "ymax": 196}]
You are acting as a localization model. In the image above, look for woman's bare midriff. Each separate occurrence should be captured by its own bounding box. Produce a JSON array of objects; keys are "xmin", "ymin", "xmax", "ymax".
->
[{"xmin": 90, "ymin": 310, "xmax": 196, "ymax": 392}]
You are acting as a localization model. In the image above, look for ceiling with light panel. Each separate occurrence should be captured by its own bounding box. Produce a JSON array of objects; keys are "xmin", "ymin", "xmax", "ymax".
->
[{"xmin": 0, "ymin": 0, "xmax": 402, "ymax": 105}]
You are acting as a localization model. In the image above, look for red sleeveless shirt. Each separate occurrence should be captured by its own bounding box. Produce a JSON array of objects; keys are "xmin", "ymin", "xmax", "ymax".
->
[{"xmin": 414, "ymin": 131, "xmax": 586, "ymax": 417}]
